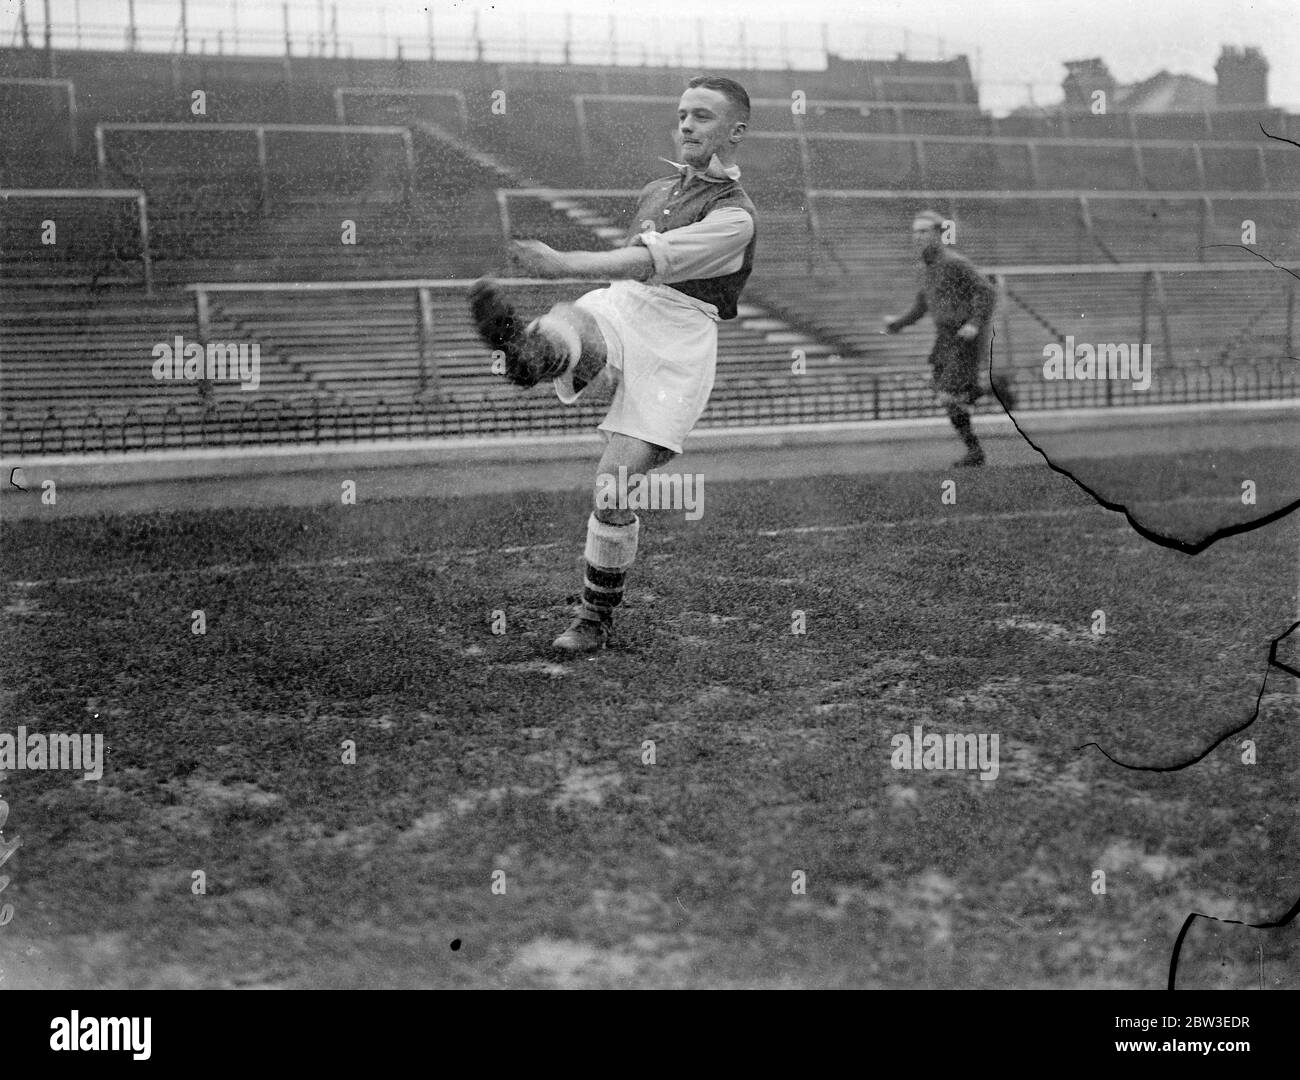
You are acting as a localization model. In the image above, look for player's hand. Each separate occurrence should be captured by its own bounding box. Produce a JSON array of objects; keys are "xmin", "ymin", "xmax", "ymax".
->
[
  {"xmin": 956, "ymin": 322, "xmax": 980, "ymax": 341},
  {"xmin": 508, "ymin": 239, "xmax": 572, "ymax": 278},
  {"xmin": 882, "ymin": 316, "xmax": 900, "ymax": 335}
]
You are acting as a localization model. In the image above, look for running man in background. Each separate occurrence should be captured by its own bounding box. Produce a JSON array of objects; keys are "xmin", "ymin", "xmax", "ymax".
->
[
  {"xmin": 884, "ymin": 210, "xmax": 1012, "ymax": 467},
  {"xmin": 469, "ymin": 75, "xmax": 757, "ymax": 655}
]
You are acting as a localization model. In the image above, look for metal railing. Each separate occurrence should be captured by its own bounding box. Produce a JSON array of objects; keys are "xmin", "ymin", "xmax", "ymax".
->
[
  {"xmin": 494, "ymin": 188, "xmax": 641, "ymax": 250},
  {"xmin": 184, "ymin": 277, "xmax": 507, "ymax": 401},
  {"xmin": 569, "ymin": 93, "xmax": 984, "ymax": 167},
  {"xmin": 494, "ymin": 186, "xmax": 1299, "ymax": 288},
  {"xmin": 4, "ymin": 364, "xmax": 1294, "ymax": 457},
  {"xmin": 94, "ymin": 121, "xmax": 417, "ymax": 207},
  {"xmin": 804, "ymin": 189, "xmax": 1300, "ymax": 265},
  {"xmin": 988, "ymin": 261, "xmax": 1297, "ymax": 407},
  {"xmin": 332, "ymin": 86, "xmax": 468, "ymax": 131},
  {"xmin": 0, "ymin": 186, "xmax": 153, "ymax": 293},
  {"xmin": 0, "ymin": 76, "xmax": 78, "ymax": 152},
  {"xmin": 3, "ymin": 266, "xmax": 1297, "ymax": 455},
  {"xmin": 559, "ymin": 119, "xmax": 1295, "ymax": 197},
  {"xmin": 12, "ymin": 4, "xmax": 960, "ymax": 68},
  {"xmin": 746, "ymin": 129, "xmax": 1293, "ymax": 194}
]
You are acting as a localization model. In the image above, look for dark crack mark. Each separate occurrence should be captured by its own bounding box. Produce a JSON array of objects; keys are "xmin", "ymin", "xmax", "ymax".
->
[
  {"xmin": 1168, "ymin": 892, "xmax": 1300, "ymax": 990},
  {"xmin": 1259, "ymin": 123, "xmax": 1300, "ymax": 151},
  {"xmin": 986, "ymin": 329, "xmax": 1300, "ymax": 554},
  {"xmin": 1199, "ymin": 244, "xmax": 1300, "ymax": 281},
  {"xmin": 1075, "ymin": 620, "xmax": 1298, "ymax": 772}
]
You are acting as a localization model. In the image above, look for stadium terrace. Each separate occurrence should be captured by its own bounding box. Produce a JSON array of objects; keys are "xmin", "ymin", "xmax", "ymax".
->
[{"xmin": 151, "ymin": 336, "xmax": 261, "ymax": 391}]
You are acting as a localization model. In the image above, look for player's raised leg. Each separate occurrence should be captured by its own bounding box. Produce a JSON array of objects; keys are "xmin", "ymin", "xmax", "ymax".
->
[
  {"xmin": 553, "ymin": 432, "xmax": 676, "ymax": 655},
  {"xmin": 468, "ymin": 279, "xmax": 609, "ymax": 395}
]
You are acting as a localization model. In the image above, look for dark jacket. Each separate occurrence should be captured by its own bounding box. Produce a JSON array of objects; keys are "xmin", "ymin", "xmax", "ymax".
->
[
  {"xmin": 889, "ymin": 245, "xmax": 996, "ymax": 334},
  {"xmin": 889, "ymin": 245, "xmax": 997, "ymax": 393}
]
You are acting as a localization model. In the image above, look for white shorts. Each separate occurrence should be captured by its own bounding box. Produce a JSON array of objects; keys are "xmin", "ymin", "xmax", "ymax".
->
[{"xmin": 571, "ymin": 280, "xmax": 719, "ymax": 455}]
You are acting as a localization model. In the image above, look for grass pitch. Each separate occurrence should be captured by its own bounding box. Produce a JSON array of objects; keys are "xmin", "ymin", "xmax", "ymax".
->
[{"xmin": 1, "ymin": 449, "xmax": 1297, "ymax": 988}]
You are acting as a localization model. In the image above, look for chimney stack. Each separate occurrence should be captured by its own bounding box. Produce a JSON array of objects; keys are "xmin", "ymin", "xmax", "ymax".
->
[
  {"xmin": 1215, "ymin": 45, "xmax": 1268, "ymax": 106},
  {"xmin": 1062, "ymin": 58, "xmax": 1116, "ymax": 111}
]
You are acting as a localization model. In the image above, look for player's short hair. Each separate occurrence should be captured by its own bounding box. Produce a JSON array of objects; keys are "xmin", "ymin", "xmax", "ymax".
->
[
  {"xmin": 912, "ymin": 209, "xmax": 946, "ymax": 230},
  {"xmin": 686, "ymin": 75, "xmax": 751, "ymax": 124}
]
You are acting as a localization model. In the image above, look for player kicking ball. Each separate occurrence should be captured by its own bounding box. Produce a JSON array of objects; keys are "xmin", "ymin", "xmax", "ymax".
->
[
  {"xmin": 469, "ymin": 75, "xmax": 757, "ymax": 655},
  {"xmin": 883, "ymin": 210, "xmax": 1014, "ymax": 467}
]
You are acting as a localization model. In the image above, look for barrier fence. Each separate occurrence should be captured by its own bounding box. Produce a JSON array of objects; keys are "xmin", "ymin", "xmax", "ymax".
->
[
  {"xmin": 3, "ymin": 268, "xmax": 1296, "ymax": 455},
  {"xmin": 332, "ymin": 86, "xmax": 468, "ymax": 132},
  {"xmin": 0, "ymin": 75, "xmax": 78, "ymax": 151},
  {"xmin": 8, "ymin": 3, "xmax": 958, "ymax": 69},
  {"xmin": 6, "ymin": 30, "xmax": 1297, "ymax": 131},
  {"xmin": 804, "ymin": 189, "xmax": 1300, "ymax": 267},
  {"xmin": 991, "ymin": 262, "xmax": 1297, "ymax": 407},
  {"xmin": 569, "ymin": 93, "xmax": 1297, "ymax": 157},
  {"xmin": 0, "ymin": 186, "xmax": 153, "ymax": 293},
  {"xmin": 3, "ymin": 364, "xmax": 1293, "ymax": 457},
  {"xmin": 496, "ymin": 186, "xmax": 1300, "ymax": 281},
  {"xmin": 94, "ymin": 121, "xmax": 417, "ymax": 208},
  {"xmin": 749, "ymin": 130, "xmax": 1297, "ymax": 196},
  {"xmin": 569, "ymin": 94, "xmax": 983, "ymax": 163},
  {"xmin": 555, "ymin": 95, "xmax": 1297, "ymax": 187}
]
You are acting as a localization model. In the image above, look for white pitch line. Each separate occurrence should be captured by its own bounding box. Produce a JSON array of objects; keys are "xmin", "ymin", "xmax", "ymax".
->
[
  {"xmin": 6, "ymin": 552, "xmax": 431, "ymax": 590},
  {"xmin": 6, "ymin": 543, "xmax": 566, "ymax": 590},
  {"xmin": 755, "ymin": 496, "xmax": 1236, "ymax": 538},
  {"xmin": 2, "ymin": 497, "xmax": 1287, "ymax": 591},
  {"xmin": 757, "ymin": 507, "xmax": 1088, "ymax": 537}
]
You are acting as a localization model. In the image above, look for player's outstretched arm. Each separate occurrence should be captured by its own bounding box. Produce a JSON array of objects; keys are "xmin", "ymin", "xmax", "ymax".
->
[
  {"xmin": 884, "ymin": 292, "xmax": 927, "ymax": 334},
  {"xmin": 508, "ymin": 239, "xmax": 653, "ymax": 281}
]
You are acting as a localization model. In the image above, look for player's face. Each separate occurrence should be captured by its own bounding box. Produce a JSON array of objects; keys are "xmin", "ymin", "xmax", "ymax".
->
[
  {"xmin": 912, "ymin": 222, "xmax": 941, "ymax": 255},
  {"xmin": 675, "ymin": 88, "xmax": 742, "ymax": 167}
]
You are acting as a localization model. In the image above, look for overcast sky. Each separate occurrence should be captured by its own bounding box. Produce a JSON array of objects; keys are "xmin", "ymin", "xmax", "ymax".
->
[{"xmin": 461, "ymin": 0, "xmax": 1298, "ymax": 112}]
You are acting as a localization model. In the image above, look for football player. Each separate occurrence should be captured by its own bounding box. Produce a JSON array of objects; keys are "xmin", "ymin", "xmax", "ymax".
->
[
  {"xmin": 470, "ymin": 76, "xmax": 757, "ymax": 655},
  {"xmin": 884, "ymin": 210, "xmax": 1012, "ymax": 466}
]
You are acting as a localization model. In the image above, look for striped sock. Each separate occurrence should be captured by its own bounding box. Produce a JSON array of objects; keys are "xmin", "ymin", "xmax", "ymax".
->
[{"xmin": 580, "ymin": 513, "xmax": 639, "ymax": 622}]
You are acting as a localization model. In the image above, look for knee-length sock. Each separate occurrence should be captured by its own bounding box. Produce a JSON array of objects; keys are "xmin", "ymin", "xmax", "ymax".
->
[{"xmin": 579, "ymin": 513, "xmax": 639, "ymax": 622}]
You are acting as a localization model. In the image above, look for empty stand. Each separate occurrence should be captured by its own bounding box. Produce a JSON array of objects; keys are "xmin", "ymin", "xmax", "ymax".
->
[{"xmin": 1, "ymin": 43, "xmax": 1296, "ymax": 454}]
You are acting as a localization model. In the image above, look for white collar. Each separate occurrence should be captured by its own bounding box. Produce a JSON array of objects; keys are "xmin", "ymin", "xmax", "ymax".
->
[{"xmin": 658, "ymin": 154, "xmax": 742, "ymax": 183}]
